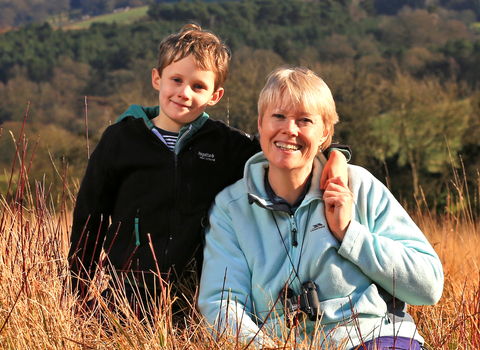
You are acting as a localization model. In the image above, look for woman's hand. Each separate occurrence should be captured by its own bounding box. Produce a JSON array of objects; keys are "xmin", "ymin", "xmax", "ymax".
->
[
  {"xmin": 323, "ymin": 176, "xmax": 353, "ymax": 242},
  {"xmin": 320, "ymin": 150, "xmax": 348, "ymax": 190}
]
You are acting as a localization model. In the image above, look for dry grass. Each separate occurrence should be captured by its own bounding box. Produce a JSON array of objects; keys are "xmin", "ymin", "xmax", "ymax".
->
[
  {"xmin": 409, "ymin": 184, "xmax": 480, "ymax": 350},
  {"xmin": 1, "ymin": 117, "xmax": 479, "ymax": 349}
]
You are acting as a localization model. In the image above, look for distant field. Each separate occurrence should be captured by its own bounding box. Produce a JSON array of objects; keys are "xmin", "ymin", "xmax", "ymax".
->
[{"xmin": 63, "ymin": 6, "xmax": 149, "ymax": 29}]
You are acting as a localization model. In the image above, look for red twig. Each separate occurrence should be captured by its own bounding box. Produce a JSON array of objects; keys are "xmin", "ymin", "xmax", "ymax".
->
[
  {"xmin": 62, "ymin": 337, "xmax": 95, "ymax": 349},
  {"xmin": 148, "ymin": 233, "xmax": 176, "ymax": 350},
  {"xmin": 56, "ymin": 156, "xmax": 69, "ymax": 245},
  {"xmin": 85, "ymin": 96, "xmax": 90, "ymax": 160},
  {"xmin": 217, "ymin": 268, "xmax": 228, "ymax": 338},
  {"xmin": 6, "ymin": 101, "xmax": 30, "ymax": 204},
  {"xmin": 88, "ymin": 214, "xmax": 103, "ymax": 276},
  {"xmin": 14, "ymin": 134, "xmax": 27, "ymax": 211},
  {"xmin": 0, "ymin": 268, "xmax": 31, "ymax": 333},
  {"xmin": 25, "ymin": 135, "xmax": 40, "ymax": 181}
]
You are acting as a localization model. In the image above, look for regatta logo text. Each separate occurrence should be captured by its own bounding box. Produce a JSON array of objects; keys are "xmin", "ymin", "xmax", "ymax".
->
[
  {"xmin": 310, "ymin": 223, "xmax": 326, "ymax": 232},
  {"xmin": 198, "ymin": 152, "xmax": 215, "ymax": 162}
]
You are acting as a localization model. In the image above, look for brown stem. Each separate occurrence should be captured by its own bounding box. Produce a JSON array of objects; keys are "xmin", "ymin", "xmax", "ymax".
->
[
  {"xmin": 6, "ymin": 101, "xmax": 30, "ymax": 204},
  {"xmin": 85, "ymin": 96, "xmax": 90, "ymax": 160}
]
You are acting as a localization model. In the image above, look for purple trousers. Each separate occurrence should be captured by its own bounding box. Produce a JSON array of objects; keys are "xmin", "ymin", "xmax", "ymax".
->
[{"xmin": 350, "ymin": 336, "xmax": 422, "ymax": 350}]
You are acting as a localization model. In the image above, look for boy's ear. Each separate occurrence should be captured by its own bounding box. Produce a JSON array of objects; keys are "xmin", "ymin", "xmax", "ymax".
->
[
  {"xmin": 207, "ymin": 87, "xmax": 224, "ymax": 106},
  {"xmin": 152, "ymin": 68, "xmax": 161, "ymax": 91}
]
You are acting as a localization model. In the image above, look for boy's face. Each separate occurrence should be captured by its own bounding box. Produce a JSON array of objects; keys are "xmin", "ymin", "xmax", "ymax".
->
[{"xmin": 151, "ymin": 55, "xmax": 224, "ymax": 132}]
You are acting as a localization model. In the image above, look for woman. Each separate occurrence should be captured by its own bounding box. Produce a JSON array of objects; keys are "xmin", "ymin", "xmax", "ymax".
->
[{"xmin": 198, "ymin": 67, "xmax": 444, "ymax": 349}]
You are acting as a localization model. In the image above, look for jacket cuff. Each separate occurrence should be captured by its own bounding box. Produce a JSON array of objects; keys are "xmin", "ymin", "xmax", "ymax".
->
[
  {"xmin": 324, "ymin": 143, "xmax": 352, "ymax": 162},
  {"xmin": 337, "ymin": 220, "xmax": 362, "ymax": 260}
]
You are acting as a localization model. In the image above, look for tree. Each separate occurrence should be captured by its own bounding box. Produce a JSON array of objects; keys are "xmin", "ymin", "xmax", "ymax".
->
[
  {"xmin": 440, "ymin": 0, "xmax": 480, "ymax": 20},
  {"xmin": 208, "ymin": 47, "xmax": 285, "ymax": 134},
  {"xmin": 377, "ymin": 8, "xmax": 471, "ymax": 52},
  {"xmin": 0, "ymin": 0, "xmax": 69, "ymax": 28},
  {"xmin": 374, "ymin": 0, "xmax": 426, "ymax": 15},
  {"xmin": 370, "ymin": 71, "xmax": 471, "ymax": 201}
]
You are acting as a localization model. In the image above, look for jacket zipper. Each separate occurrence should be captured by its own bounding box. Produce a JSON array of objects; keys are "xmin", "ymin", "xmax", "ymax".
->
[
  {"xmin": 289, "ymin": 215, "xmax": 299, "ymax": 247},
  {"xmin": 163, "ymin": 125, "xmax": 193, "ymax": 267}
]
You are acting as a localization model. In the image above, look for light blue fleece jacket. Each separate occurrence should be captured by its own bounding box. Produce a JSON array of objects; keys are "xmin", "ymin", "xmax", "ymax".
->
[{"xmin": 198, "ymin": 152, "xmax": 444, "ymax": 349}]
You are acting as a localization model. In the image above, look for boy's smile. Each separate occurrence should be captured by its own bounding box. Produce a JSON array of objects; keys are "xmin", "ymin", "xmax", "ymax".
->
[{"xmin": 151, "ymin": 55, "xmax": 224, "ymax": 133}]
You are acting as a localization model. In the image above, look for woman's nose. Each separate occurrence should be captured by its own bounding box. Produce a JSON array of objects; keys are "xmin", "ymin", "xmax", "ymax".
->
[{"xmin": 282, "ymin": 118, "xmax": 298, "ymax": 136}]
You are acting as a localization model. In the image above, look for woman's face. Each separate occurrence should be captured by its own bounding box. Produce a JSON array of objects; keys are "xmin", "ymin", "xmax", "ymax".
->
[{"xmin": 258, "ymin": 96, "xmax": 328, "ymax": 178}]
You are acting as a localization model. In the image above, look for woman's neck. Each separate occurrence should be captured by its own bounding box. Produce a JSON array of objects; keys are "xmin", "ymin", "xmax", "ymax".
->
[{"xmin": 267, "ymin": 166, "xmax": 312, "ymax": 206}]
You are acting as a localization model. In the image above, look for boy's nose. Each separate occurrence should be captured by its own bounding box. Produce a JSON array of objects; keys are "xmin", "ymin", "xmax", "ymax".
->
[{"xmin": 178, "ymin": 85, "xmax": 192, "ymax": 99}]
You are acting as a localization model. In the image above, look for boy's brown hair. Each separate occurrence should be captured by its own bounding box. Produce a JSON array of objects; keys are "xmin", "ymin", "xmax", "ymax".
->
[{"xmin": 157, "ymin": 23, "xmax": 231, "ymax": 91}]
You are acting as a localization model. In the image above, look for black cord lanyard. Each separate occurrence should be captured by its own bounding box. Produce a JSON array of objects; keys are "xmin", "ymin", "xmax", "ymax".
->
[{"xmin": 270, "ymin": 203, "xmax": 312, "ymax": 288}]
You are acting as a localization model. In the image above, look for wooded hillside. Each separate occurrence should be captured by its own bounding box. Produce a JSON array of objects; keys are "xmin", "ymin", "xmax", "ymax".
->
[{"xmin": 1, "ymin": 0, "xmax": 479, "ymax": 211}]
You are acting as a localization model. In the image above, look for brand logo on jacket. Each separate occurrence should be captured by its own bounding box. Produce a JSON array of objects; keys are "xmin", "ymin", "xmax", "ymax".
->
[
  {"xmin": 310, "ymin": 223, "xmax": 325, "ymax": 232},
  {"xmin": 198, "ymin": 151, "xmax": 215, "ymax": 161}
]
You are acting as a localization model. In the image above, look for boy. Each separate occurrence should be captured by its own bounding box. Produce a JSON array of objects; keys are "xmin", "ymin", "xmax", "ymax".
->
[{"xmin": 69, "ymin": 24, "xmax": 349, "ymax": 306}]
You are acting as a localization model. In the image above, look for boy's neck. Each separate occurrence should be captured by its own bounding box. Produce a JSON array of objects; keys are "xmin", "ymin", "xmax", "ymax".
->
[{"xmin": 151, "ymin": 115, "xmax": 185, "ymax": 133}]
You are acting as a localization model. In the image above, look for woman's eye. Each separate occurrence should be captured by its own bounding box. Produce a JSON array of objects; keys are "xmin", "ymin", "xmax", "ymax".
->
[{"xmin": 273, "ymin": 114, "xmax": 285, "ymax": 119}]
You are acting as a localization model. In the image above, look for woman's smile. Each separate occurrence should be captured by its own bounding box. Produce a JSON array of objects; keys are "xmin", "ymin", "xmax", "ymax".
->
[{"xmin": 274, "ymin": 141, "xmax": 302, "ymax": 151}]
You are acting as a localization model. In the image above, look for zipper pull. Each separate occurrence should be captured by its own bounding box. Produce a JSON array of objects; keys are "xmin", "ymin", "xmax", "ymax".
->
[
  {"xmin": 135, "ymin": 208, "xmax": 140, "ymax": 246},
  {"xmin": 292, "ymin": 228, "xmax": 298, "ymax": 247}
]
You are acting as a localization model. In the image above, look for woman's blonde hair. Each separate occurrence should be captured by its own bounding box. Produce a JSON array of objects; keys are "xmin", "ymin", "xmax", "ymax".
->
[{"xmin": 258, "ymin": 67, "xmax": 339, "ymax": 150}]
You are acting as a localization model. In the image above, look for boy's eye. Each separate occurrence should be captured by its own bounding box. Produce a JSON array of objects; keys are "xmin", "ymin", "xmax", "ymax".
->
[
  {"xmin": 172, "ymin": 77, "xmax": 182, "ymax": 83},
  {"xmin": 194, "ymin": 84, "xmax": 205, "ymax": 90}
]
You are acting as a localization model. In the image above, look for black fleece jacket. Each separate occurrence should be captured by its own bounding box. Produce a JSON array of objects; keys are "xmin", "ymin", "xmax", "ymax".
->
[{"xmin": 69, "ymin": 109, "xmax": 261, "ymax": 291}]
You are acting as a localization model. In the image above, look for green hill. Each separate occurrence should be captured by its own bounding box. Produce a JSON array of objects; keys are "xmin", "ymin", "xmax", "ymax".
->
[{"xmin": 62, "ymin": 6, "xmax": 149, "ymax": 30}]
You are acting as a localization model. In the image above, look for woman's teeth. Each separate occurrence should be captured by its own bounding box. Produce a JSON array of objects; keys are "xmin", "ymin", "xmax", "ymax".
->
[{"xmin": 275, "ymin": 142, "xmax": 301, "ymax": 151}]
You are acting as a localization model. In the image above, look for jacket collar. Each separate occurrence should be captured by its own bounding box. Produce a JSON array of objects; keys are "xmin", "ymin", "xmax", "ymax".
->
[
  {"xmin": 116, "ymin": 104, "xmax": 210, "ymax": 153},
  {"xmin": 116, "ymin": 105, "xmax": 159, "ymax": 129},
  {"xmin": 245, "ymin": 152, "xmax": 324, "ymax": 212},
  {"xmin": 116, "ymin": 104, "xmax": 209, "ymax": 132}
]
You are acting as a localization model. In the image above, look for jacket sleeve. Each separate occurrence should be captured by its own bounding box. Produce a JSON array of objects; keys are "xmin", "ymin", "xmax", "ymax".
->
[
  {"xmin": 324, "ymin": 143, "xmax": 352, "ymax": 162},
  {"xmin": 338, "ymin": 165, "xmax": 444, "ymax": 305},
  {"xmin": 224, "ymin": 124, "xmax": 262, "ymax": 173},
  {"xmin": 68, "ymin": 125, "xmax": 119, "ymax": 295},
  {"xmin": 198, "ymin": 192, "xmax": 275, "ymax": 348}
]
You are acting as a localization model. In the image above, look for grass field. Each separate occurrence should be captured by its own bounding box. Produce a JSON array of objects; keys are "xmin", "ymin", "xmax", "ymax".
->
[
  {"xmin": 61, "ymin": 6, "xmax": 149, "ymax": 30},
  {"xmin": 1, "ymin": 119, "xmax": 479, "ymax": 349}
]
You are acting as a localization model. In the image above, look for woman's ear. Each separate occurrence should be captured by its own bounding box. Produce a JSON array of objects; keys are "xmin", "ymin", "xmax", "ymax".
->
[
  {"xmin": 257, "ymin": 115, "xmax": 263, "ymax": 135},
  {"xmin": 319, "ymin": 128, "xmax": 330, "ymax": 151},
  {"xmin": 320, "ymin": 128, "xmax": 329, "ymax": 142}
]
